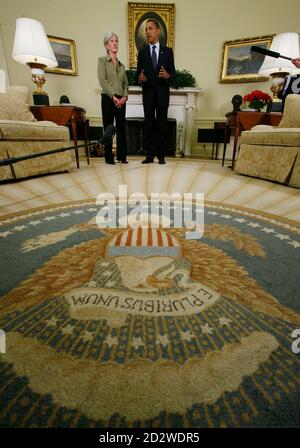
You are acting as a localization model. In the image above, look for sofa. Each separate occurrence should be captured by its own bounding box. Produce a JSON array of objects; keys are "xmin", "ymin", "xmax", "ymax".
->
[
  {"xmin": 0, "ymin": 86, "xmax": 72, "ymax": 181},
  {"xmin": 235, "ymin": 94, "xmax": 300, "ymax": 188}
]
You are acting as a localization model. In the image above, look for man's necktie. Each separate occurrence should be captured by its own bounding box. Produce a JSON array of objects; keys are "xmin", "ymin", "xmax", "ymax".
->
[{"xmin": 152, "ymin": 45, "xmax": 157, "ymax": 69}]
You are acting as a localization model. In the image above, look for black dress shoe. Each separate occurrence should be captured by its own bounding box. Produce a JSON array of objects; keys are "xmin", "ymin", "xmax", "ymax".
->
[
  {"xmin": 158, "ymin": 159, "xmax": 166, "ymax": 164},
  {"xmin": 141, "ymin": 159, "xmax": 153, "ymax": 164},
  {"xmin": 105, "ymin": 160, "xmax": 115, "ymax": 165},
  {"xmin": 121, "ymin": 160, "xmax": 128, "ymax": 164}
]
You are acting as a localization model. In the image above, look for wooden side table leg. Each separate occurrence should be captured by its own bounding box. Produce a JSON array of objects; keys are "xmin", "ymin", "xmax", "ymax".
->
[
  {"xmin": 84, "ymin": 119, "xmax": 90, "ymax": 165},
  {"xmin": 231, "ymin": 125, "xmax": 240, "ymax": 171},
  {"xmin": 215, "ymin": 143, "xmax": 219, "ymax": 160},
  {"xmin": 222, "ymin": 126, "xmax": 229, "ymax": 166},
  {"xmin": 71, "ymin": 114, "xmax": 80, "ymax": 169}
]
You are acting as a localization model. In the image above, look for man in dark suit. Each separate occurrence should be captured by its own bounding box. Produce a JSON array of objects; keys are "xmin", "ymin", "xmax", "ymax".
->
[{"xmin": 136, "ymin": 19, "xmax": 176, "ymax": 164}]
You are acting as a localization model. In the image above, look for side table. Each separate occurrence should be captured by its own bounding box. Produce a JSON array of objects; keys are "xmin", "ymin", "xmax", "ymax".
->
[
  {"xmin": 30, "ymin": 105, "xmax": 91, "ymax": 169},
  {"xmin": 222, "ymin": 111, "xmax": 283, "ymax": 170}
]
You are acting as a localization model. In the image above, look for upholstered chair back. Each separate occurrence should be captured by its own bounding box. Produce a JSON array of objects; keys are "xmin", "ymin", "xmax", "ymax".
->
[
  {"xmin": 0, "ymin": 86, "xmax": 36, "ymax": 122},
  {"xmin": 279, "ymin": 94, "xmax": 300, "ymax": 128}
]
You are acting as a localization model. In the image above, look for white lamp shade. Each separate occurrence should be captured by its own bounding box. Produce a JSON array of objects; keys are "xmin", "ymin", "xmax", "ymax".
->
[
  {"xmin": 259, "ymin": 32, "xmax": 300, "ymax": 76},
  {"xmin": 11, "ymin": 18, "xmax": 58, "ymax": 68}
]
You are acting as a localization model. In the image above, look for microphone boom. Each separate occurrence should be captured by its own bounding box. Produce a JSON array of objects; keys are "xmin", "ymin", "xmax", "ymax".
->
[{"xmin": 251, "ymin": 45, "xmax": 292, "ymax": 61}]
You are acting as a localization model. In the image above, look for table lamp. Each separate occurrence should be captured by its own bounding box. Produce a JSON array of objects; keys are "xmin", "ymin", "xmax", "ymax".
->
[
  {"xmin": 11, "ymin": 18, "xmax": 58, "ymax": 105},
  {"xmin": 258, "ymin": 32, "xmax": 300, "ymax": 111}
]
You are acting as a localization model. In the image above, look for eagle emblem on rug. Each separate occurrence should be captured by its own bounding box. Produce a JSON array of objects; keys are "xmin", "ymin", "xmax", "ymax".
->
[{"xmin": 0, "ymin": 204, "xmax": 299, "ymax": 427}]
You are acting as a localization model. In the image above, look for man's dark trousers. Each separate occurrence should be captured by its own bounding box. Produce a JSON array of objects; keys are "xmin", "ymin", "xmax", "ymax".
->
[{"xmin": 143, "ymin": 89, "xmax": 169, "ymax": 161}]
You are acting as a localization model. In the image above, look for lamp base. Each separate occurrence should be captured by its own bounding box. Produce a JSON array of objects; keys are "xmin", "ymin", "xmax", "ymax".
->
[{"xmin": 33, "ymin": 92, "xmax": 49, "ymax": 106}]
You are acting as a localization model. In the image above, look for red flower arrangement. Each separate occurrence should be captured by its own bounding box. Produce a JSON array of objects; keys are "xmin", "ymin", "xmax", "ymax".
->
[{"xmin": 243, "ymin": 90, "xmax": 272, "ymax": 111}]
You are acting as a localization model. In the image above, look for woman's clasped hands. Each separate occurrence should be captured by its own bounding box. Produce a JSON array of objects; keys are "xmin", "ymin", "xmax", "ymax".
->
[{"xmin": 113, "ymin": 95, "xmax": 127, "ymax": 108}]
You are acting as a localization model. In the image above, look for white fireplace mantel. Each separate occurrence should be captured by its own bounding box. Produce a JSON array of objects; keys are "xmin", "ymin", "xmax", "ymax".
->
[{"xmin": 126, "ymin": 86, "xmax": 201, "ymax": 155}]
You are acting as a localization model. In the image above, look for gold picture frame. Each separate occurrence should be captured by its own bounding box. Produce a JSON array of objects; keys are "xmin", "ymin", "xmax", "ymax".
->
[
  {"xmin": 220, "ymin": 34, "xmax": 274, "ymax": 83},
  {"xmin": 45, "ymin": 35, "xmax": 78, "ymax": 76},
  {"xmin": 128, "ymin": 2, "xmax": 175, "ymax": 68}
]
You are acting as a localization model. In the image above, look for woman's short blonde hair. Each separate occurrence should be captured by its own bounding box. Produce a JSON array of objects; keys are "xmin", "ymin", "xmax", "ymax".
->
[{"xmin": 103, "ymin": 32, "xmax": 118, "ymax": 53}]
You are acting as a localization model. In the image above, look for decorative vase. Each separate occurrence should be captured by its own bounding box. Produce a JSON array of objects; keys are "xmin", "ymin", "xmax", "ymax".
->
[{"xmin": 248, "ymin": 101, "xmax": 264, "ymax": 112}]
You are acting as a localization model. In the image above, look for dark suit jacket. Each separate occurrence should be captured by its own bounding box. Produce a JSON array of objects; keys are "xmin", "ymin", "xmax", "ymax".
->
[{"xmin": 136, "ymin": 44, "xmax": 176, "ymax": 107}]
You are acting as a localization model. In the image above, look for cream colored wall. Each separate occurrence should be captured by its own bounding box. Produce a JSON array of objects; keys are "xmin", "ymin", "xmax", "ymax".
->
[
  {"xmin": 0, "ymin": 25, "xmax": 11, "ymax": 88},
  {"xmin": 1, "ymin": 0, "xmax": 300, "ymax": 125}
]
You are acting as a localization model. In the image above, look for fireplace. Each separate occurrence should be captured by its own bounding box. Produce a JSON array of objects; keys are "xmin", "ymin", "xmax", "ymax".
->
[
  {"xmin": 126, "ymin": 87, "xmax": 201, "ymax": 156},
  {"xmin": 126, "ymin": 117, "xmax": 177, "ymax": 156}
]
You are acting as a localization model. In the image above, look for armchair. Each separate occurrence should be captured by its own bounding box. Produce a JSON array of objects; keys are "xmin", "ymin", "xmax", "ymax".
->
[
  {"xmin": 0, "ymin": 86, "xmax": 72, "ymax": 180},
  {"xmin": 235, "ymin": 94, "xmax": 300, "ymax": 188}
]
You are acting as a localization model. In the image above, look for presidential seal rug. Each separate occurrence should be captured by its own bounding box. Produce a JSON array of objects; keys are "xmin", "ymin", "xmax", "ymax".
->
[{"xmin": 0, "ymin": 200, "xmax": 299, "ymax": 428}]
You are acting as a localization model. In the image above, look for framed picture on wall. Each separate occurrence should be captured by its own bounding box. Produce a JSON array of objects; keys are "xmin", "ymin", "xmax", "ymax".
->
[
  {"xmin": 128, "ymin": 2, "xmax": 175, "ymax": 68},
  {"xmin": 45, "ymin": 35, "xmax": 78, "ymax": 76},
  {"xmin": 220, "ymin": 35, "xmax": 274, "ymax": 83}
]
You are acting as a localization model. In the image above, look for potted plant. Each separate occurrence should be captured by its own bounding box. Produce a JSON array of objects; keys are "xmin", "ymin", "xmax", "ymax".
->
[
  {"xmin": 126, "ymin": 68, "xmax": 197, "ymax": 89},
  {"xmin": 126, "ymin": 69, "xmax": 138, "ymax": 86},
  {"xmin": 171, "ymin": 69, "xmax": 196, "ymax": 89}
]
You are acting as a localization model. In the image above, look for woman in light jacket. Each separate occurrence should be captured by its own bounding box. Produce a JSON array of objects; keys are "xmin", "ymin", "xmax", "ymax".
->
[{"xmin": 98, "ymin": 32, "xmax": 129, "ymax": 164}]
